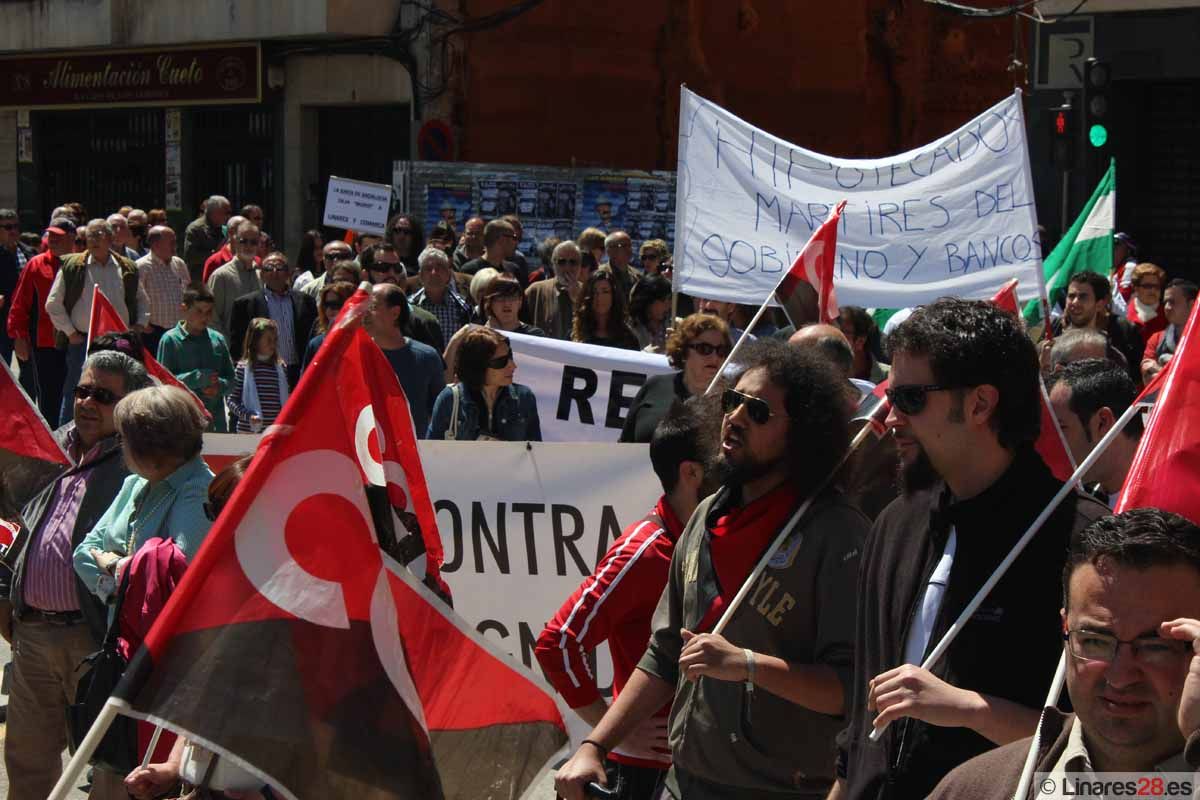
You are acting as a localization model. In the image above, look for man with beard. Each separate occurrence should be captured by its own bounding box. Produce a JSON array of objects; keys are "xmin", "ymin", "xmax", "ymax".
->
[
  {"xmin": 831, "ymin": 299, "xmax": 1109, "ymax": 800},
  {"xmin": 557, "ymin": 340, "xmax": 869, "ymax": 800}
]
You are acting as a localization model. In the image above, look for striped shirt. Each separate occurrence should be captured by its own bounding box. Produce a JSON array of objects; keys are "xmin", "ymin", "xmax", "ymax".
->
[
  {"xmin": 21, "ymin": 434, "xmax": 103, "ymax": 611},
  {"xmin": 263, "ymin": 290, "xmax": 297, "ymax": 365},
  {"xmin": 228, "ymin": 360, "xmax": 284, "ymax": 432},
  {"xmin": 136, "ymin": 252, "xmax": 190, "ymax": 328}
]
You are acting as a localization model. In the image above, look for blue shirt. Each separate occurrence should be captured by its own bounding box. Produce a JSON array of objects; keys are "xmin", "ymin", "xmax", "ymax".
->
[
  {"xmin": 263, "ymin": 289, "xmax": 297, "ymax": 364},
  {"xmin": 74, "ymin": 455, "xmax": 214, "ymax": 606},
  {"xmin": 426, "ymin": 382, "xmax": 542, "ymax": 441},
  {"xmin": 380, "ymin": 339, "xmax": 445, "ymax": 439}
]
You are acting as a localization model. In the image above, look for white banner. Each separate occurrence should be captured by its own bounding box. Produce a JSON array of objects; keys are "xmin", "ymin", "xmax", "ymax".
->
[
  {"xmin": 506, "ymin": 331, "xmax": 674, "ymax": 442},
  {"xmin": 323, "ymin": 175, "xmax": 392, "ymax": 235},
  {"xmin": 672, "ymin": 88, "xmax": 1044, "ymax": 309}
]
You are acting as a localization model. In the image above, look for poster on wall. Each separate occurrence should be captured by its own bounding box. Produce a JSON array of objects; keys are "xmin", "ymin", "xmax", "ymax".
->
[{"xmin": 425, "ymin": 182, "xmax": 473, "ymax": 232}]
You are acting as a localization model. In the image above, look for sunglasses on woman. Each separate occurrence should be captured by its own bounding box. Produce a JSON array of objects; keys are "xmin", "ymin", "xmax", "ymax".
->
[
  {"xmin": 721, "ymin": 388, "xmax": 776, "ymax": 425},
  {"xmin": 322, "ymin": 300, "xmax": 344, "ymax": 313},
  {"xmin": 488, "ymin": 351, "xmax": 513, "ymax": 369},
  {"xmin": 884, "ymin": 383, "xmax": 954, "ymax": 416},
  {"xmin": 687, "ymin": 342, "xmax": 731, "ymax": 357}
]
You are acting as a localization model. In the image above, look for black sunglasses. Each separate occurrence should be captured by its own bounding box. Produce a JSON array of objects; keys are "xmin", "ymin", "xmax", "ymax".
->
[
  {"xmin": 74, "ymin": 384, "xmax": 120, "ymax": 405},
  {"xmin": 554, "ymin": 258, "xmax": 580, "ymax": 266},
  {"xmin": 722, "ymin": 388, "xmax": 776, "ymax": 425},
  {"xmin": 885, "ymin": 383, "xmax": 954, "ymax": 416},
  {"xmin": 687, "ymin": 342, "xmax": 731, "ymax": 358},
  {"xmin": 487, "ymin": 350, "xmax": 513, "ymax": 369},
  {"xmin": 369, "ymin": 264, "xmax": 397, "ymax": 273},
  {"xmin": 0, "ymin": 223, "xmax": 19, "ymax": 231},
  {"xmin": 237, "ymin": 237, "xmax": 260, "ymax": 245},
  {"xmin": 322, "ymin": 300, "xmax": 345, "ymax": 312}
]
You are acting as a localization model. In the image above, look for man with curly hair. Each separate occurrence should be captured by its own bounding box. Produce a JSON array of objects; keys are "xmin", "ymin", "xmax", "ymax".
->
[
  {"xmin": 832, "ymin": 299, "xmax": 1110, "ymax": 800},
  {"xmin": 557, "ymin": 339, "xmax": 869, "ymax": 800}
]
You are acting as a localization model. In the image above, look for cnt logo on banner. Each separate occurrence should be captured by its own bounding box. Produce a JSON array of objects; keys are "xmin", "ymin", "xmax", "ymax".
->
[{"xmin": 672, "ymin": 88, "xmax": 1044, "ymax": 310}]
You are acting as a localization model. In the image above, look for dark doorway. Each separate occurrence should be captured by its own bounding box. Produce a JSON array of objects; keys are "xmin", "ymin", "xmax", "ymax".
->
[
  {"xmin": 34, "ymin": 108, "xmax": 164, "ymax": 224},
  {"xmin": 191, "ymin": 106, "xmax": 277, "ymax": 239},
  {"xmin": 315, "ymin": 104, "xmax": 410, "ymax": 238}
]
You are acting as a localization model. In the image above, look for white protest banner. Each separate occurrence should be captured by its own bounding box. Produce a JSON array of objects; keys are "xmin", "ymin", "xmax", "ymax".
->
[
  {"xmin": 673, "ymin": 88, "xmax": 1044, "ymax": 309},
  {"xmin": 506, "ymin": 330, "xmax": 674, "ymax": 442},
  {"xmin": 322, "ymin": 175, "xmax": 392, "ymax": 235}
]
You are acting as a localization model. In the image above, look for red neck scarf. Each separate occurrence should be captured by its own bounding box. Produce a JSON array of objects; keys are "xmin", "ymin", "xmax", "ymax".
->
[{"xmin": 698, "ymin": 481, "xmax": 804, "ymax": 632}]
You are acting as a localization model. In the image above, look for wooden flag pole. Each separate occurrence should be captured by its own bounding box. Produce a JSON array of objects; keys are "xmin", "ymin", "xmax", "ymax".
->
[
  {"xmin": 702, "ymin": 300, "xmax": 774, "ymax": 397},
  {"xmin": 1011, "ymin": 653, "xmax": 1067, "ymax": 800},
  {"xmin": 869, "ymin": 397, "xmax": 1146, "ymax": 741},
  {"xmin": 48, "ymin": 697, "xmax": 129, "ymax": 800}
]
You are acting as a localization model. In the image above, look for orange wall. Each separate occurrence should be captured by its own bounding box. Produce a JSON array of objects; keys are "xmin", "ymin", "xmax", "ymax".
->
[{"xmin": 449, "ymin": 0, "xmax": 1021, "ymax": 168}]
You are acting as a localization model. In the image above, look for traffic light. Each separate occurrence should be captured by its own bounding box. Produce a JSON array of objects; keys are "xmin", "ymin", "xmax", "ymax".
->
[
  {"xmin": 1050, "ymin": 103, "xmax": 1075, "ymax": 170},
  {"xmin": 1083, "ymin": 57, "xmax": 1112, "ymax": 152}
]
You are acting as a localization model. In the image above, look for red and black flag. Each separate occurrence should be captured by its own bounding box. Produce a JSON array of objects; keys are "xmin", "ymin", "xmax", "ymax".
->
[
  {"xmin": 111, "ymin": 288, "xmax": 567, "ymax": 799},
  {"xmin": 775, "ymin": 200, "xmax": 845, "ymax": 326}
]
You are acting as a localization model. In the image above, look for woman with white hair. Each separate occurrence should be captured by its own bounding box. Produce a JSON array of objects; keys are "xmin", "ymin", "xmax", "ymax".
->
[{"xmin": 74, "ymin": 385, "xmax": 214, "ymax": 606}]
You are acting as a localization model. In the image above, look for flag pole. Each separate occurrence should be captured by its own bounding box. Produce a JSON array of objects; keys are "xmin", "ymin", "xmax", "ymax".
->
[
  {"xmin": 85, "ymin": 285, "xmax": 99, "ymax": 357},
  {"xmin": 141, "ymin": 724, "xmax": 165, "ymax": 768},
  {"xmin": 712, "ymin": 413, "xmax": 881, "ymax": 635},
  {"xmin": 48, "ymin": 697, "xmax": 129, "ymax": 800},
  {"xmin": 1011, "ymin": 653, "xmax": 1067, "ymax": 800},
  {"xmin": 869, "ymin": 396, "xmax": 1146, "ymax": 741}
]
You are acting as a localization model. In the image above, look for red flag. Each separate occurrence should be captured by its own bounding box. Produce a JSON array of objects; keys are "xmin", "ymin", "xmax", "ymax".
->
[
  {"xmin": 775, "ymin": 200, "xmax": 845, "ymax": 325},
  {"xmin": 987, "ymin": 279, "xmax": 1075, "ymax": 482},
  {"xmin": 1115, "ymin": 299, "xmax": 1200, "ymax": 522},
  {"xmin": 991, "ymin": 278, "xmax": 1020, "ymax": 317},
  {"xmin": 0, "ymin": 359, "xmax": 70, "ymax": 465},
  {"xmin": 87, "ymin": 287, "xmax": 211, "ymax": 419},
  {"xmin": 113, "ymin": 289, "xmax": 565, "ymax": 799},
  {"xmin": 853, "ymin": 379, "xmax": 891, "ymax": 438}
]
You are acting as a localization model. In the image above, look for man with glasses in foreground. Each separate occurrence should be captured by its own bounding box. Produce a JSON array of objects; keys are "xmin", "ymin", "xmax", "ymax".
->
[
  {"xmin": 557, "ymin": 339, "xmax": 869, "ymax": 799},
  {"xmin": 0, "ymin": 350, "xmax": 151, "ymax": 800},
  {"xmin": 930, "ymin": 508, "xmax": 1200, "ymax": 799},
  {"xmin": 206, "ymin": 222, "xmax": 263, "ymax": 342},
  {"xmin": 832, "ymin": 299, "xmax": 1109, "ymax": 800}
]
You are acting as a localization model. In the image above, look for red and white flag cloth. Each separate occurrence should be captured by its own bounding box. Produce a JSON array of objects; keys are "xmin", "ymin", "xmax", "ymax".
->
[
  {"xmin": 0, "ymin": 358, "xmax": 70, "ymax": 465},
  {"xmin": 1116, "ymin": 296, "xmax": 1200, "ymax": 522},
  {"xmin": 775, "ymin": 200, "xmax": 846, "ymax": 326},
  {"xmin": 87, "ymin": 286, "xmax": 210, "ymax": 419},
  {"xmin": 112, "ymin": 288, "xmax": 566, "ymax": 799}
]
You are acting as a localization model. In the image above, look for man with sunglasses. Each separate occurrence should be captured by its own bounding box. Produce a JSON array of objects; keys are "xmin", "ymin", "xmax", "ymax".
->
[
  {"xmin": 206, "ymin": 222, "xmax": 264, "ymax": 342},
  {"xmin": 1, "ymin": 350, "xmax": 151, "ymax": 800},
  {"xmin": 833, "ymin": 299, "xmax": 1108, "ymax": 800},
  {"xmin": 929, "ymin": 508, "xmax": 1200, "ymax": 799},
  {"xmin": 228, "ymin": 251, "xmax": 316, "ymax": 389},
  {"xmin": 558, "ymin": 340, "xmax": 868, "ymax": 800},
  {"xmin": 460, "ymin": 219, "xmax": 526, "ymax": 288},
  {"xmin": 525, "ymin": 240, "xmax": 584, "ymax": 340}
]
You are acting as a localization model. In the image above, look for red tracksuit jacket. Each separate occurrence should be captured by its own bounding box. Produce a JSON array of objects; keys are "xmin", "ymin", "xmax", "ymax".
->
[{"xmin": 535, "ymin": 496, "xmax": 683, "ymax": 768}]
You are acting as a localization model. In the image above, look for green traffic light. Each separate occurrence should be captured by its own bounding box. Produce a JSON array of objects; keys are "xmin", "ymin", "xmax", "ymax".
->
[{"xmin": 1089, "ymin": 124, "xmax": 1109, "ymax": 148}]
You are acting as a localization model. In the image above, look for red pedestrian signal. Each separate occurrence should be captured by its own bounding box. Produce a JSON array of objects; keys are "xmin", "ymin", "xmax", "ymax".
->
[{"xmin": 1055, "ymin": 111, "xmax": 1067, "ymax": 136}]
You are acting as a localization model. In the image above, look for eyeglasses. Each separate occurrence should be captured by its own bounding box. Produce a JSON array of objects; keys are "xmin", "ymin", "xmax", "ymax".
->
[
  {"xmin": 369, "ymin": 264, "xmax": 397, "ymax": 273},
  {"xmin": 501, "ymin": 233, "xmax": 518, "ymax": 240},
  {"xmin": 1065, "ymin": 629, "xmax": 1191, "ymax": 667},
  {"xmin": 722, "ymin": 388, "xmax": 777, "ymax": 425},
  {"xmin": 554, "ymin": 258, "xmax": 580, "ymax": 266},
  {"xmin": 1136, "ymin": 283, "xmax": 1162, "ymax": 291},
  {"xmin": 237, "ymin": 237, "xmax": 260, "ymax": 245},
  {"xmin": 0, "ymin": 223, "xmax": 19, "ymax": 231},
  {"xmin": 687, "ymin": 342, "xmax": 731, "ymax": 358},
  {"xmin": 885, "ymin": 383, "xmax": 955, "ymax": 416},
  {"xmin": 608, "ymin": 242, "xmax": 631, "ymax": 250},
  {"xmin": 392, "ymin": 228, "xmax": 414, "ymax": 236},
  {"xmin": 74, "ymin": 384, "xmax": 120, "ymax": 405},
  {"xmin": 322, "ymin": 300, "xmax": 344, "ymax": 313},
  {"xmin": 260, "ymin": 265, "xmax": 288, "ymax": 273},
  {"xmin": 487, "ymin": 351, "xmax": 514, "ymax": 369}
]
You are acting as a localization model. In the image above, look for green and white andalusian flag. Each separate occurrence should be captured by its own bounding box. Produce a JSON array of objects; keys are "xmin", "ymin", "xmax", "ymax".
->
[{"xmin": 1023, "ymin": 160, "xmax": 1116, "ymax": 325}]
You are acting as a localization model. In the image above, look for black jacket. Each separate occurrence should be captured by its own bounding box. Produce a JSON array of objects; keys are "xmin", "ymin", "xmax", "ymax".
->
[
  {"xmin": 619, "ymin": 371, "xmax": 689, "ymax": 443},
  {"xmin": 836, "ymin": 448, "xmax": 1108, "ymax": 800},
  {"xmin": 228, "ymin": 289, "xmax": 318, "ymax": 363}
]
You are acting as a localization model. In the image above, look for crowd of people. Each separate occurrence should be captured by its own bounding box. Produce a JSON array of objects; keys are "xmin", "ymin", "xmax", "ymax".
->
[{"xmin": 2, "ymin": 193, "xmax": 1200, "ymax": 800}]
